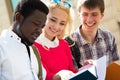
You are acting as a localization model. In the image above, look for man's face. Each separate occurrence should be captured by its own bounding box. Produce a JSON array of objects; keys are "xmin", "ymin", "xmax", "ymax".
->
[
  {"xmin": 79, "ymin": 6, "xmax": 104, "ymax": 32},
  {"xmin": 19, "ymin": 10, "xmax": 47, "ymax": 45}
]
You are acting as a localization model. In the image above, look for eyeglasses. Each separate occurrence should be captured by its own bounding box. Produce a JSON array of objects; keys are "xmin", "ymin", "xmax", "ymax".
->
[{"xmin": 53, "ymin": 0, "xmax": 71, "ymax": 8}]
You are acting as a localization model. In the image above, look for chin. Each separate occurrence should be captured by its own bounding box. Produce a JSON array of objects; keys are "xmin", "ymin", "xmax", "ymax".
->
[
  {"xmin": 28, "ymin": 42, "xmax": 33, "ymax": 46},
  {"xmin": 25, "ymin": 40, "xmax": 33, "ymax": 46}
]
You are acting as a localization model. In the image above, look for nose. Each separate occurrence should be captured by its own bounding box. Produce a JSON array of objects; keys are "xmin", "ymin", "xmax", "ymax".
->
[
  {"xmin": 53, "ymin": 23, "xmax": 60, "ymax": 30},
  {"xmin": 36, "ymin": 27, "xmax": 43, "ymax": 35},
  {"xmin": 86, "ymin": 15, "xmax": 93, "ymax": 22}
]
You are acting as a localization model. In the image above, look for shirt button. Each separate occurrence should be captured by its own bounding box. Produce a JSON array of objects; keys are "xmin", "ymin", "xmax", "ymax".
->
[{"xmin": 11, "ymin": 35, "xmax": 13, "ymax": 37}]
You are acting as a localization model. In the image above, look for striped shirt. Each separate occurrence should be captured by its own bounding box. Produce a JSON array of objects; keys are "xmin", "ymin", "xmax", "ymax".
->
[{"xmin": 72, "ymin": 26, "xmax": 119, "ymax": 66}]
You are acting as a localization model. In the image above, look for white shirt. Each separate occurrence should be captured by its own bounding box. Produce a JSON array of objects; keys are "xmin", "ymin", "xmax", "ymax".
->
[
  {"xmin": 36, "ymin": 33, "xmax": 59, "ymax": 48},
  {"xmin": 0, "ymin": 29, "xmax": 39, "ymax": 80},
  {"xmin": 42, "ymin": 65, "xmax": 46, "ymax": 80}
]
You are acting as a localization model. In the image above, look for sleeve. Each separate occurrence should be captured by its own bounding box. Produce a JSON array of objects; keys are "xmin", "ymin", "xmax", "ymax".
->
[
  {"xmin": 0, "ymin": 44, "xmax": 5, "ymax": 65},
  {"xmin": 111, "ymin": 35, "xmax": 119, "ymax": 61},
  {"xmin": 102, "ymin": 29, "xmax": 119, "ymax": 65},
  {"xmin": 42, "ymin": 65, "xmax": 46, "ymax": 80}
]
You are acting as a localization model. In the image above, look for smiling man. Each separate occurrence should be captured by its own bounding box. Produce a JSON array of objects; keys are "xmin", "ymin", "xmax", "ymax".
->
[{"xmin": 71, "ymin": 0, "xmax": 119, "ymax": 68}]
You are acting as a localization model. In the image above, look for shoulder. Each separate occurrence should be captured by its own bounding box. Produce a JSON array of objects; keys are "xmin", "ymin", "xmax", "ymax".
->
[
  {"xmin": 0, "ymin": 35, "xmax": 7, "ymax": 48},
  {"xmin": 99, "ymin": 28, "xmax": 112, "ymax": 34},
  {"xmin": 64, "ymin": 36, "xmax": 75, "ymax": 46},
  {"xmin": 59, "ymin": 39, "xmax": 69, "ymax": 47},
  {"xmin": 34, "ymin": 42, "xmax": 42, "ymax": 48},
  {"xmin": 59, "ymin": 39, "xmax": 68, "ymax": 44},
  {"xmin": 0, "ymin": 36, "xmax": 7, "ymax": 61},
  {"xmin": 71, "ymin": 30, "xmax": 81, "ymax": 41},
  {"xmin": 99, "ymin": 28, "xmax": 115, "ymax": 39}
]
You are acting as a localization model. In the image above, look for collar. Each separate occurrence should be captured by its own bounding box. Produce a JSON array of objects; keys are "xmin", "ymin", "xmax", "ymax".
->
[
  {"xmin": 1, "ymin": 29, "xmax": 21, "ymax": 42},
  {"xmin": 96, "ymin": 28, "xmax": 104, "ymax": 41},
  {"xmin": 76, "ymin": 26, "xmax": 88, "ymax": 45},
  {"xmin": 75, "ymin": 26, "xmax": 104, "ymax": 46},
  {"xmin": 36, "ymin": 33, "xmax": 59, "ymax": 48}
]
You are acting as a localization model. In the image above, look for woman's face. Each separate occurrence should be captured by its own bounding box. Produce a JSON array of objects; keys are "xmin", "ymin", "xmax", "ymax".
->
[{"xmin": 44, "ymin": 8, "xmax": 68, "ymax": 40}]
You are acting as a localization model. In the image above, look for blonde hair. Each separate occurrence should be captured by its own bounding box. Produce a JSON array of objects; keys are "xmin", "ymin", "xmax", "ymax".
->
[{"xmin": 47, "ymin": 2, "xmax": 74, "ymax": 39}]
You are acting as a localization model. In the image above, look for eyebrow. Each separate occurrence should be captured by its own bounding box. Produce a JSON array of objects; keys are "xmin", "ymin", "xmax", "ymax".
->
[{"xmin": 51, "ymin": 16, "xmax": 67, "ymax": 23}]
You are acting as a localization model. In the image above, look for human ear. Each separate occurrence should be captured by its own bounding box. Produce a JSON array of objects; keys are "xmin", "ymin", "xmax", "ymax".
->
[
  {"xmin": 15, "ymin": 12, "xmax": 24, "ymax": 23},
  {"xmin": 78, "ymin": 11, "xmax": 80, "ymax": 16},
  {"xmin": 101, "ymin": 12, "xmax": 104, "ymax": 19}
]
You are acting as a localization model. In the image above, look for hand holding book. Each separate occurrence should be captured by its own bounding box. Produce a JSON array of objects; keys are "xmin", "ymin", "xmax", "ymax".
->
[
  {"xmin": 55, "ymin": 70, "xmax": 75, "ymax": 80},
  {"xmin": 68, "ymin": 56, "xmax": 106, "ymax": 80},
  {"xmin": 54, "ymin": 56, "xmax": 106, "ymax": 80}
]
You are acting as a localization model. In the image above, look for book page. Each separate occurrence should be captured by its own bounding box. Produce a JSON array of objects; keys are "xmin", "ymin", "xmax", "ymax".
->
[{"xmin": 95, "ymin": 55, "xmax": 107, "ymax": 80}]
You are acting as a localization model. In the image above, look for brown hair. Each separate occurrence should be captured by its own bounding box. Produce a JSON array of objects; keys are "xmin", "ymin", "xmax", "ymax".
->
[{"xmin": 77, "ymin": 0, "xmax": 105, "ymax": 13}]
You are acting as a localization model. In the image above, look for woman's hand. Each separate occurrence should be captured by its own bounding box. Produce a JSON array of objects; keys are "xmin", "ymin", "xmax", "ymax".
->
[
  {"xmin": 53, "ymin": 70, "xmax": 75, "ymax": 80},
  {"xmin": 53, "ymin": 74, "xmax": 61, "ymax": 80}
]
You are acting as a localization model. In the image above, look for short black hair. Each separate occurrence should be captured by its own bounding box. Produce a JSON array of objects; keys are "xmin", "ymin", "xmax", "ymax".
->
[{"xmin": 13, "ymin": 0, "xmax": 49, "ymax": 21}]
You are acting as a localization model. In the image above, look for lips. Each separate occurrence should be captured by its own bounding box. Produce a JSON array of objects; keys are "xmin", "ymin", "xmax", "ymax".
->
[
  {"xmin": 49, "ymin": 27, "xmax": 57, "ymax": 34},
  {"xmin": 85, "ymin": 22, "xmax": 96, "ymax": 27},
  {"xmin": 32, "ymin": 33, "xmax": 39, "ymax": 41},
  {"xmin": 33, "ymin": 35, "xmax": 37, "ymax": 40}
]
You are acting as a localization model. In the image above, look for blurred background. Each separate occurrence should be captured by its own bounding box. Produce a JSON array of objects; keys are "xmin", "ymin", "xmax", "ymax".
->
[{"xmin": 0, "ymin": 0, "xmax": 120, "ymax": 62}]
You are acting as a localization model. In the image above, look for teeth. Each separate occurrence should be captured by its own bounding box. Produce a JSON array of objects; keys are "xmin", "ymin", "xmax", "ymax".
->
[
  {"xmin": 51, "ymin": 30, "xmax": 56, "ymax": 33},
  {"xmin": 50, "ymin": 28, "xmax": 56, "ymax": 33},
  {"xmin": 87, "ymin": 24, "xmax": 93, "ymax": 27},
  {"xmin": 33, "ymin": 35, "xmax": 37, "ymax": 39},
  {"xmin": 86, "ymin": 22, "xmax": 95, "ymax": 27},
  {"xmin": 33, "ymin": 33, "xmax": 38, "ymax": 40}
]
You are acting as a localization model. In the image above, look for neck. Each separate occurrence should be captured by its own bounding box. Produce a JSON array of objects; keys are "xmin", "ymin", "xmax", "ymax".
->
[
  {"xmin": 80, "ymin": 28, "xmax": 97, "ymax": 44},
  {"xmin": 44, "ymin": 31, "xmax": 55, "ymax": 41}
]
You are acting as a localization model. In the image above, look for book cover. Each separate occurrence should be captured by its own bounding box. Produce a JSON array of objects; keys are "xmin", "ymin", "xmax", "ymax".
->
[{"xmin": 68, "ymin": 64, "xmax": 98, "ymax": 80}]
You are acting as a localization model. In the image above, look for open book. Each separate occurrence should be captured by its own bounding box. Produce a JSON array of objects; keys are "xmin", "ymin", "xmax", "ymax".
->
[
  {"xmin": 68, "ymin": 64, "xmax": 98, "ymax": 80},
  {"xmin": 68, "ymin": 55, "xmax": 106, "ymax": 80}
]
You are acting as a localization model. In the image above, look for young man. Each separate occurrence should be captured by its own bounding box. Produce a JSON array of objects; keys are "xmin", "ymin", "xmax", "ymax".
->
[
  {"xmin": 0, "ymin": 0, "xmax": 48, "ymax": 80},
  {"xmin": 71, "ymin": 0, "xmax": 119, "ymax": 67}
]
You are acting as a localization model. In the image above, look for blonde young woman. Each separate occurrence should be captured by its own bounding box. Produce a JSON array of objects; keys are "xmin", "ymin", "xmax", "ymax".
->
[{"xmin": 34, "ymin": 0, "xmax": 77, "ymax": 80}]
